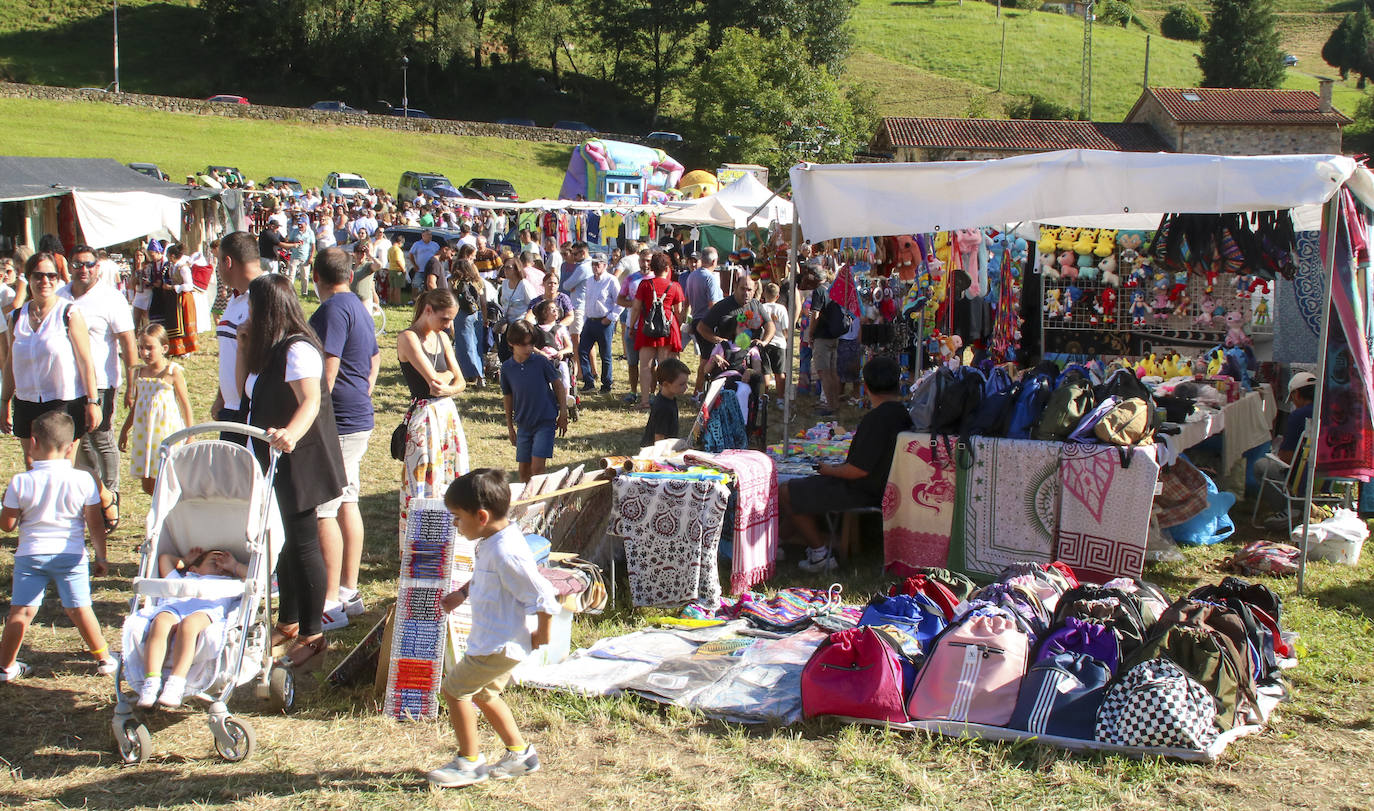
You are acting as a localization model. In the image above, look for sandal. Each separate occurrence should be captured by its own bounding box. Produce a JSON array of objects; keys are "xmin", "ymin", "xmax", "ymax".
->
[
  {"xmin": 279, "ymin": 635, "xmax": 328, "ymax": 671},
  {"xmin": 270, "ymin": 624, "xmax": 299, "ymax": 655},
  {"xmin": 102, "ymin": 491, "xmax": 120, "ymax": 533}
]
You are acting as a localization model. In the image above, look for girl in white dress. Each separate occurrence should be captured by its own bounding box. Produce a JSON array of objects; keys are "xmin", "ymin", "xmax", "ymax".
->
[{"xmin": 119, "ymin": 325, "xmax": 192, "ymax": 495}]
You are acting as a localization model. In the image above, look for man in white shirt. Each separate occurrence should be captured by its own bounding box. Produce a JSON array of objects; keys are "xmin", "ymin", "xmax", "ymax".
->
[
  {"xmin": 59, "ymin": 246, "xmax": 135, "ymax": 495},
  {"xmin": 213, "ymin": 232, "xmax": 264, "ymax": 444},
  {"xmin": 457, "ymin": 223, "xmax": 478, "ymax": 250},
  {"xmin": 407, "ymin": 229, "xmax": 441, "ymax": 291},
  {"xmin": 615, "ymin": 240, "xmax": 641, "ymax": 278},
  {"xmin": 577, "ymin": 252, "xmax": 621, "ymax": 393}
]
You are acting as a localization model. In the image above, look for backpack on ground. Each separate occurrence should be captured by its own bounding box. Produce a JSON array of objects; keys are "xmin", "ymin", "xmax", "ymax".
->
[
  {"xmin": 889, "ymin": 575, "xmax": 961, "ymax": 621},
  {"xmin": 1135, "ymin": 600, "xmax": 1260, "ymax": 730},
  {"xmin": 1095, "ymin": 657, "xmax": 1219, "ymax": 750},
  {"xmin": 911, "ymin": 567, "xmax": 979, "ymax": 602},
  {"xmin": 642, "ymin": 285, "xmax": 671, "ymax": 339},
  {"xmin": 802, "ymin": 626, "xmax": 915, "ymax": 723},
  {"xmin": 858, "ymin": 593, "xmax": 949, "ymax": 655},
  {"xmin": 1006, "ymin": 372, "xmax": 1053, "ymax": 439},
  {"xmin": 908, "ymin": 613, "xmax": 1030, "ymax": 726},
  {"xmin": 1034, "ymin": 377, "xmax": 1095, "ymax": 441},
  {"xmin": 1096, "ymin": 366, "xmax": 1153, "ymax": 405},
  {"xmin": 1190, "ymin": 577, "xmax": 1289, "ymax": 661},
  {"xmin": 1053, "ymin": 585, "xmax": 1150, "ymax": 660},
  {"xmin": 998, "ymin": 563, "xmax": 1071, "ymax": 614},
  {"xmin": 971, "ymin": 581, "xmax": 1052, "ymax": 643},
  {"xmin": 1035, "ymin": 617, "xmax": 1120, "ymax": 675},
  {"xmin": 1011, "ymin": 651, "xmax": 1113, "ymax": 739}
]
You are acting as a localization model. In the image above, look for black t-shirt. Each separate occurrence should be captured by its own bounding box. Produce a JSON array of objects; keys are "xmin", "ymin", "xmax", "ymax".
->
[
  {"xmin": 641, "ymin": 393, "xmax": 680, "ymax": 447},
  {"xmin": 258, "ymin": 228, "xmax": 283, "ymax": 259},
  {"xmin": 846, "ymin": 400, "xmax": 914, "ymax": 499},
  {"xmin": 700, "ymin": 295, "xmax": 761, "ymax": 338},
  {"xmin": 424, "ymin": 255, "xmax": 450, "ymax": 289}
]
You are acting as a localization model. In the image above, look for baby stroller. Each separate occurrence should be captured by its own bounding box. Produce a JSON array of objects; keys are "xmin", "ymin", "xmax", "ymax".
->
[
  {"xmin": 111, "ymin": 422, "xmax": 288, "ymax": 764},
  {"xmin": 691, "ymin": 371, "xmax": 769, "ymax": 452}
]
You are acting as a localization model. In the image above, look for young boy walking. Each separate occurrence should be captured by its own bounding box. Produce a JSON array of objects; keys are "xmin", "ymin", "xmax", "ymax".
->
[
  {"xmin": 427, "ymin": 469, "xmax": 559, "ymax": 788},
  {"xmin": 0, "ymin": 411, "xmax": 116, "ymax": 680},
  {"xmin": 641, "ymin": 357, "xmax": 690, "ymax": 448},
  {"xmin": 501, "ymin": 321, "xmax": 569, "ymax": 482}
]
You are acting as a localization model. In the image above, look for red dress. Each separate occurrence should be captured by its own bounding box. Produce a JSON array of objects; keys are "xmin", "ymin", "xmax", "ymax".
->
[{"xmin": 634, "ymin": 275, "xmax": 685, "ymax": 352}]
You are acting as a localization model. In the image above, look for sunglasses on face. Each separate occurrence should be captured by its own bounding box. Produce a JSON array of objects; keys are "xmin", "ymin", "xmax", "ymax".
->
[
  {"xmin": 30, "ymin": 272, "xmax": 59, "ymax": 282},
  {"xmin": 72, "ymin": 260, "xmax": 98, "ymax": 269}
]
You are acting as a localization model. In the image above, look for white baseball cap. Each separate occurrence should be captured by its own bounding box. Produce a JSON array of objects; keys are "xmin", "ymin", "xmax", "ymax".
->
[{"xmin": 1288, "ymin": 371, "xmax": 1318, "ymax": 392}]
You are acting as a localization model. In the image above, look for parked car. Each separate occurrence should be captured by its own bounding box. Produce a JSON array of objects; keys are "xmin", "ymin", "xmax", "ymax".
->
[
  {"xmin": 496, "ymin": 117, "xmax": 537, "ymax": 127},
  {"xmin": 461, "ymin": 178, "xmax": 519, "ymax": 202},
  {"xmin": 373, "ymin": 100, "xmax": 431, "ymax": 118},
  {"xmin": 397, "ymin": 171, "xmax": 464, "ymax": 203},
  {"xmin": 1283, "ymin": 54, "xmax": 1299, "ymax": 67},
  {"xmin": 265, "ymin": 176, "xmax": 305, "ymax": 196},
  {"xmin": 323, "ymin": 172, "xmax": 372, "ymax": 198},
  {"xmin": 207, "ymin": 94, "xmax": 250, "ymax": 105},
  {"xmin": 646, "ymin": 131, "xmax": 683, "ymax": 144},
  {"xmin": 552, "ymin": 120, "xmax": 595, "ymax": 132},
  {"xmin": 127, "ymin": 162, "xmax": 168, "ymax": 181},
  {"xmin": 384, "ymin": 225, "xmax": 466, "ymax": 258},
  {"xmin": 310, "ymin": 100, "xmax": 365, "ymax": 114}
]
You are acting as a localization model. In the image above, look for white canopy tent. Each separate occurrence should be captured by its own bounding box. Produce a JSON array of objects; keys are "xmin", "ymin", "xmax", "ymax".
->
[
  {"xmin": 658, "ymin": 195, "xmax": 740, "ymax": 228},
  {"xmin": 785, "ymin": 149, "xmax": 1374, "ymax": 592},
  {"xmin": 659, "ymin": 173, "xmax": 795, "ymax": 228}
]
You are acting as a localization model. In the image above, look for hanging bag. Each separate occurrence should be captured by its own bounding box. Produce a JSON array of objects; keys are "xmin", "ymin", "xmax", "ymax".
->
[{"xmin": 642, "ymin": 283, "xmax": 671, "ymax": 339}]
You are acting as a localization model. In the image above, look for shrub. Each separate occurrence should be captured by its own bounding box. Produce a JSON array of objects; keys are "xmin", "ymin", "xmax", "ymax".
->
[
  {"xmin": 1098, "ymin": 0, "xmax": 1137, "ymax": 26},
  {"xmin": 1161, "ymin": 4, "xmax": 1206, "ymax": 40},
  {"xmin": 1006, "ymin": 94, "xmax": 1079, "ymax": 120}
]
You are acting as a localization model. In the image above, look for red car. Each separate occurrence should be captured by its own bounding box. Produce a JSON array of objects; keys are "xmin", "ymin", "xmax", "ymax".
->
[{"xmin": 206, "ymin": 94, "xmax": 250, "ymax": 105}]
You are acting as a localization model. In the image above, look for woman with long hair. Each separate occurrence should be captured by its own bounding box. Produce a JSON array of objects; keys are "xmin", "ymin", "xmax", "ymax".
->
[
  {"xmin": 38, "ymin": 235, "xmax": 68, "ymax": 283},
  {"xmin": 238, "ymin": 274, "xmax": 346, "ymax": 670},
  {"xmin": 447, "ymin": 258, "xmax": 487, "ymax": 387},
  {"xmin": 396, "ymin": 288, "xmax": 468, "ymax": 541},
  {"xmin": 629, "ymin": 252, "xmax": 687, "ymax": 408},
  {"xmin": 496, "ymin": 257, "xmax": 539, "ymax": 363},
  {"xmin": 162, "ymin": 244, "xmax": 198, "ymax": 356}
]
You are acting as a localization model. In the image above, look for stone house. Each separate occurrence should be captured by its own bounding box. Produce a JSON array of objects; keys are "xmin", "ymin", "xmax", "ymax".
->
[{"xmin": 869, "ymin": 117, "xmax": 1168, "ymax": 162}]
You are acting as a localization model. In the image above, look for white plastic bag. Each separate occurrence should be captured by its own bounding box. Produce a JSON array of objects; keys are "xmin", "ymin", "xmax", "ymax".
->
[{"xmin": 1292, "ymin": 508, "xmax": 1369, "ymax": 565}]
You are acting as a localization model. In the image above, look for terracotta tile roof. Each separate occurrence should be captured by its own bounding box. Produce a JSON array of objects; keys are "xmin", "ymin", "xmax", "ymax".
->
[
  {"xmin": 1131, "ymin": 87, "xmax": 1351, "ymax": 125},
  {"xmin": 877, "ymin": 117, "xmax": 1169, "ymax": 153}
]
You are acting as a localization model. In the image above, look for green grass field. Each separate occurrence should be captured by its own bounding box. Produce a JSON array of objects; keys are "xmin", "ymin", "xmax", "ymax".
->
[
  {"xmin": 0, "ymin": 96, "xmax": 571, "ymax": 199},
  {"xmin": 0, "ymin": 295, "xmax": 1371, "ymax": 808}
]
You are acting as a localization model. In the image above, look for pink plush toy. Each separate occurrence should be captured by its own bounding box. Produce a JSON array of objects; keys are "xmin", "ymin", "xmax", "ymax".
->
[
  {"xmin": 1058, "ymin": 250, "xmax": 1078, "ymax": 280},
  {"xmin": 1225, "ymin": 310, "xmax": 1251, "ymax": 347},
  {"xmin": 1152, "ymin": 289, "xmax": 1171, "ymax": 321},
  {"xmin": 1195, "ymin": 293, "xmax": 1216, "ymax": 327},
  {"xmin": 953, "ymin": 228, "xmax": 985, "ymax": 298}
]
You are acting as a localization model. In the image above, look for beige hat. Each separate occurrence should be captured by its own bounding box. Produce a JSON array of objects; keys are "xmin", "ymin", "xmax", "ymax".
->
[{"xmin": 1288, "ymin": 371, "xmax": 1318, "ymax": 393}]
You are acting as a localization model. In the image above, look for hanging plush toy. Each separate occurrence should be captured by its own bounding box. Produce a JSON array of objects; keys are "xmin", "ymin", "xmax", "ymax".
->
[
  {"xmin": 1041, "ymin": 248, "xmax": 1061, "ymax": 281},
  {"xmin": 1039, "ymin": 226, "xmax": 1062, "ymax": 252},
  {"xmin": 1254, "ymin": 299, "xmax": 1271, "ymax": 325},
  {"xmin": 1248, "ymin": 276, "xmax": 1272, "ymax": 297},
  {"xmin": 1098, "ymin": 255, "xmax": 1119, "ymax": 287},
  {"xmin": 1129, "ymin": 291, "xmax": 1148, "ymax": 326},
  {"xmin": 1059, "ymin": 228, "xmax": 1080, "ymax": 253},
  {"xmin": 1225, "ymin": 310, "xmax": 1251, "ymax": 347},
  {"xmin": 1058, "ymin": 250, "xmax": 1078, "ymax": 280},
  {"xmin": 1065, "ymin": 284, "xmax": 1083, "ymax": 321},
  {"xmin": 1235, "ymin": 274, "xmax": 1251, "ymax": 300},
  {"xmin": 1046, "ymin": 288, "xmax": 1064, "ymax": 319},
  {"xmin": 1152, "ymin": 280, "xmax": 1171, "ymax": 321},
  {"xmin": 893, "ymin": 235, "xmax": 922, "ymax": 281},
  {"xmin": 1195, "ymin": 293, "xmax": 1216, "ymax": 327},
  {"xmin": 1072, "ymin": 228, "xmax": 1097, "ymax": 256},
  {"xmin": 1094, "ymin": 229, "xmax": 1117, "ymax": 258},
  {"xmin": 1099, "ymin": 287, "xmax": 1117, "ymax": 323},
  {"xmin": 953, "ymin": 228, "xmax": 987, "ymax": 299},
  {"xmin": 1076, "ymin": 252, "xmax": 1097, "ymax": 281},
  {"xmin": 1010, "ymin": 236, "xmax": 1029, "ymax": 268},
  {"xmin": 1169, "ymin": 270, "xmax": 1188, "ymax": 301}
]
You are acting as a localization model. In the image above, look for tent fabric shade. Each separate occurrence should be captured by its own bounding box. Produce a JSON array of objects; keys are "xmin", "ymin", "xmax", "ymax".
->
[
  {"xmin": 659, "ymin": 174, "xmax": 794, "ymax": 229},
  {"xmin": 0, "ymin": 156, "xmax": 217, "ymax": 204},
  {"xmin": 790, "ymin": 150, "xmax": 1366, "ymax": 243},
  {"xmin": 71, "ymin": 190, "xmax": 185, "ymax": 250}
]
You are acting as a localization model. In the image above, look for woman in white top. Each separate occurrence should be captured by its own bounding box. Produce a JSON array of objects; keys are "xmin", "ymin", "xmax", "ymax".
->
[
  {"xmin": 1, "ymin": 252, "xmax": 120, "ymax": 528},
  {"xmin": 496, "ymin": 258, "xmax": 539, "ymax": 362}
]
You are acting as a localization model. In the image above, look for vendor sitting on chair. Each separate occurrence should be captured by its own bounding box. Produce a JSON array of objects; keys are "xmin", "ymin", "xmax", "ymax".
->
[
  {"xmin": 1254, "ymin": 371, "xmax": 1316, "ymax": 523},
  {"xmin": 780, "ymin": 356, "xmax": 912, "ymax": 573}
]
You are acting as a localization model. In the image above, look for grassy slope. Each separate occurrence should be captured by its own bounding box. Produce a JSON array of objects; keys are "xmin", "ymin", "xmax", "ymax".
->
[
  {"xmin": 0, "ymin": 299, "xmax": 1371, "ymax": 808},
  {"xmin": 0, "ymin": 97, "xmax": 571, "ymax": 198}
]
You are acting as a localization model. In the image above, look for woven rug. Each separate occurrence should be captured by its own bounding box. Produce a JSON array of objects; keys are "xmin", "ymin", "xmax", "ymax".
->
[
  {"xmin": 1056, "ymin": 445, "xmax": 1159, "ymax": 583},
  {"xmin": 949, "ymin": 437, "xmax": 1061, "ymax": 580}
]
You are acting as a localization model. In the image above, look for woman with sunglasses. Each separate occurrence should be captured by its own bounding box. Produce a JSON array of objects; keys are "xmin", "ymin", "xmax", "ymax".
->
[
  {"xmin": 1, "ymin": 252, "xmax": 120, "ymax": 530},
  {"xmin": 0, "ymin": 254, "xmax": 26, "ymax": 316}
]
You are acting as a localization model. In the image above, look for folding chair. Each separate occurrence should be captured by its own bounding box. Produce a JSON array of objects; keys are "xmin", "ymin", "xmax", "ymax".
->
[{"xmin": 1250, "ymin": 431, "xmax": 1357, "ymax": 534}]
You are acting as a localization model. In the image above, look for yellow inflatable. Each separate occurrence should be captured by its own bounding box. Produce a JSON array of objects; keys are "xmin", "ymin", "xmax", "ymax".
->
[{"xmin": 678, "ymin": 170, "xmax": 719, "ymax": 199}]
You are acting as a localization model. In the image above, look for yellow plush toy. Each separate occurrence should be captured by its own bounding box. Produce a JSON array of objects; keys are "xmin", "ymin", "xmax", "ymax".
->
[
  {"xmin": 934, "ymin": 231, "xmax": 952, "ymax": 265},
  {"xmin": 1058, "ymin": 228, "xmax": 1080, "ymax": 253},
  {"xmin": 1072, "ymin": 228, "xmax": 1097, "ymax": 256},
  {"xmin": 1039, "ymin": 226, "xmax": 1062, "ymax": 251},
  {"xmin": 1094, "ymin": 228, "xmax": 1118, "ymax": 258}
]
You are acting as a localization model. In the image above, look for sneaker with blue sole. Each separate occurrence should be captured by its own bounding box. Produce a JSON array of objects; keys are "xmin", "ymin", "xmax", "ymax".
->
[
  {"xmin": 427, "ymin": 755, "xmax": 489, "ymax": 788},
  {"xmin": 489, "ymin": 745, "xmax": 540, "ymax": 779}
]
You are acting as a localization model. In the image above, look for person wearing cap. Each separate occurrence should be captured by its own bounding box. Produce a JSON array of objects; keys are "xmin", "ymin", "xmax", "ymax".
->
[
  {"xmin": 577, "ymin": 252, "xmax": 621, "ymax": 393},
  {"xmin": 288, "ymin": 215, "xmax": 316, "ymax": 297},
  {"xmin": 1254, "ymin": 371, "xmax": 1318, "ymax": 519},
  {"xmin": 133, "ymin": 240, "xmax": 163, "ymax": 329}
]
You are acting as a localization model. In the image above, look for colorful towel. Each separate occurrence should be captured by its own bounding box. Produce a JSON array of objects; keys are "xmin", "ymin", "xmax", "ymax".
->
[
  {"xmin": 883, "ymin": 433, "xmax": 959, "ymax": 574},
  {"xmin": 611, "ymin": 476, "xmax": 729, "ymax": 607},
  {"xmin": 1316, "ymin": 193, "xmax": 1374, "ymax": 481},
  {"xmin": 949, "ymin": 437, "xmax": 1061, "ymax": 580},
  {"xmin": 1273, "ymin": 231, "xmax": 1325, "ymax": 364},
  {"xmin": 687, "ymin": 450, "xmax": 778, "ymax": 593},
  {"xmin": 1055, "ymin": 445, "xmax": 1159, "ymax": 583}
]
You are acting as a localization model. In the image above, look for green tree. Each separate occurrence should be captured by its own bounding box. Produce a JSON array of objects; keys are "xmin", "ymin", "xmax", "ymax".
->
[
  {"xmin": 1196, "ymin": 0, "xmax": 1285, "ymax": 89},
  {"xmin": 1323, "ymin": 9, "xmax": 1374, "ymax": 87},
  {"xmin": 685, "ymin": 29, "xmax": 875, "ymax": 175},
  {"xmin": 1160, "ymin": 4, "xmax": 1205, "ymax": 41}
]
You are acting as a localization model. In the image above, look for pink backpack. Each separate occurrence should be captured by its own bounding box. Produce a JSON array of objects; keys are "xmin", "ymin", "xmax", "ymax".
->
[
  {"xmin": 908, "ymin": 614, "xmax": 1029, "ymax": 726},
  {"xmin": 802, "ymin": 626, "xmax": 911, "ymax": 723}
]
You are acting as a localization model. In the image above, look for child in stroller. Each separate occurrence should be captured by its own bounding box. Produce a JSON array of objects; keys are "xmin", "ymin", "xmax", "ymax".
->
[
  {"xmin": 134, "ymin": 547, "xmax": 247, "ymax": 708},
  {"xmin": 706, "ymin": 316, "xmax": 764, "ymax": 423}
]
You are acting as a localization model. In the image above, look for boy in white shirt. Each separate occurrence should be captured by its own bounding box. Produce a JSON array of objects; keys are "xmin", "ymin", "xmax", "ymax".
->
[
  {"xmin": 427, "ymin": 468, "xmax": 558, "ymax": 788},
  {"xmin": 0, "ymin": 410, "xmax": 114, "ymax": 680}
]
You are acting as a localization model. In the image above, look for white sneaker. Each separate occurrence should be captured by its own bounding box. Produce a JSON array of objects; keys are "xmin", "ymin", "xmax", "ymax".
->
[
  {"xmin": 339, "ymin": 588, "xmax": 366, "ymax": 617},
  {"xmin": 97, "ymin": 656, "xmax": 119, "ymax": 676},
  {"xmin": 489, "ymin": 745, "xmax": 540, "ymax": 779},
  {"xmin": 157, "ymin": 675, "xmax": 187, "ymax": 708},
  {"xmin": 0, "ymin": 661, "xmax": 31, "ymax": 682},
  {"xmin": 427, "ymin": 754, "xmax": 489, "ymax": 788},
  {"xmin": 321, "ymin": 602, "xmax": 350, "ymax": 631},
  {"xmin": 137, "ymin": 677, "xmax": 162, "ymax": 708},
  {"xmin": 798, "ymin": 549, "xmax": 838, "ymax": 573}
]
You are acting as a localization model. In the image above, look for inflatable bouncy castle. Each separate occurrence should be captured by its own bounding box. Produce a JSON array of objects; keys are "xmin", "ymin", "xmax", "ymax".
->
[{"xmin": 559, "ymin": 139, "xmax": 684, "ymax": 204}]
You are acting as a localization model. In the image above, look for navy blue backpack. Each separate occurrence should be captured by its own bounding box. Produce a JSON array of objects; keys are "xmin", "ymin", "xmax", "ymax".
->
[
  {"xmin": 1009, "ymin": 652, "xmax": 1113, "ymax": 739},
  {"xmin": 1006, "ymin": 372, "xmax": 1054, "ymax": 439}
]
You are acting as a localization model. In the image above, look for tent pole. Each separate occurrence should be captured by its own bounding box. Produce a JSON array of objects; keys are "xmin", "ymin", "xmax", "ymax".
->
[
  {"xmin": 745, "ymin": 179, "xmax": 792, "ymax": 227},
  {"xmin": 1297, "ymin": 197, "xmax": 1342, "ymax": 595},
  {"xmin": 782, "ymin": 217, "xmax": 800, "ymax": 458}
]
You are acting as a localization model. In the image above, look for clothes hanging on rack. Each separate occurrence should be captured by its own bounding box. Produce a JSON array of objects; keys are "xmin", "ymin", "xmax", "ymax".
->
[{"xmin": 611, "ymin": 476, "xmax": 729, "ymax": 607}]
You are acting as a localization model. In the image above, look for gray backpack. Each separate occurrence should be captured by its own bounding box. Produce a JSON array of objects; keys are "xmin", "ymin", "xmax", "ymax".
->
[{"xmin": 908, "ymin": 367, "xmax": 952, "ymax": 432}]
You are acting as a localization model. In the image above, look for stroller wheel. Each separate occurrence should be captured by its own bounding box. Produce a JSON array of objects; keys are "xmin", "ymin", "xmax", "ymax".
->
[
  {"xmin": 213, "ymin": 716, "xmax": 255, "ymax": 762},
  {"xmin": 114, "ymin": 719, "xmax": 152, "ymax": 764},
  {"xmin": 269, "ymin": 666, "xmax": 296, "ymax": 712}
]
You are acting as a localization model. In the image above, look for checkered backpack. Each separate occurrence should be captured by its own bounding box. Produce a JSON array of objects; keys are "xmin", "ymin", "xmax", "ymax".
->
[{"xmin": 1095, "ymin": 657, "xmax": 1219, "ymax": 750}]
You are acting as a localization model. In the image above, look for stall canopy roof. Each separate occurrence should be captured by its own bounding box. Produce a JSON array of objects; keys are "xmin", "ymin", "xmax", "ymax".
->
[
  {"xmin": 659, "ymin": 174, "xmax": 794, "ymax": 228},
  {"xmin": 0, "ymin": 156, "xmax": 218, "ymax": 204},
  {"xmin": 790, "ymin": 149, "xmax": 1374, "ymax": 243}
]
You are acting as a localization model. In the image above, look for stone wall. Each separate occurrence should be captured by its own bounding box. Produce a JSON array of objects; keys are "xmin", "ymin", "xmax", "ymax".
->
[
  {"xmin": 1177, "ymin": 123, "xmax": 1342, "ymax": 157},
  {"xmin": 1125, "ymin": 95, "xmax": 1181, "ymax": 151},
  {"xmin": 0, "ymin": 81, "xmax": 652, "ymax": 147}
]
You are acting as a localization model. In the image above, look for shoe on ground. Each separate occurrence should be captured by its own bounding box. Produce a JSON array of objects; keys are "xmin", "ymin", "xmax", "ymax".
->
[
  {"xmin": 489, "ymin": 745, "xmax": 540, "ymax": 780},
  {"xmin": 0, "ymin": 661, "xmax": 32, "ymax": 682},
  {"xmin": 157, "ymin": 675, "xmax": 187, "ymax": 708},
  {"xmin": 580, "ymin": 381, "xmax": 596, "ymax": 392},
  {"xmin": 797, "ymin": 549, "xmax": 838, "ymax": 573},
  {"xmin": 1262, "ymin": 511, "xmax": 1290, "ymax": 529},
  {"xmin": 137, "ymin": 677, "xmax": 162, "ymax": 708},
  {"xmin": 321, "ymin": 602, "xmax": 350, "ymax": 631},
  {"xmin": 428, "ymin": 754, "xmax": 489, "ymax": 788},
  {"xmin": 600, "ymin": 385, "xmax": 612, "ymax": 394},
  {"xmin": 97, "ymin": 656, "xmax": 119, "ymax": 676},
  {"xmin": 339, "ymin": 589, "xmax": 366, "ymax": 617}
]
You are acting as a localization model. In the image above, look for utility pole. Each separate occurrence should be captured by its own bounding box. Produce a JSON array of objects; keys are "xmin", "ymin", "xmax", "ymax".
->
[
  {"xmin": 112, "ymin": 0, "xmax": 120, "ymax": 93},
  {"xmin": 998, "ymin": 21, "xmax": 1007, "ymax": 92},
  {"xmin": 401, "ymin": 56, "xmax": 409, "ymax": 118},
  {"xmin": 1143, "ymin": 34, "xmax": 1151, "ymax": 90},
  {"xmin": 1081, "ymin": 0, "xmax": 1095, "ymax": 119}
]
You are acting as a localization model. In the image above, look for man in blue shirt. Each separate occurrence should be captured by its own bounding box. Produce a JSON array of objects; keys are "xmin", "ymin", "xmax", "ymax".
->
[
  {"xmin": 1256, "ymin": 371, "xmax": 1317, "ymax": 524},
  {"xmin": 308, "ymin": 247, "xmax": 380, "ymax": 628},
  {"xmin": 681, "ymin": 248, "xmax": 724, "ymax": 392},
  {"xmin": 287, "ymin": 215, "xmax": 316, "ymax": 298},
  {"xmin": 560, "ymin": 241, "xmax": 593, "ymax": 388}
]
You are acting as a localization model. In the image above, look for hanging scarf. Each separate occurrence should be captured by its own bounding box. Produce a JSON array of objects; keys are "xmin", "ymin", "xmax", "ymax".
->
[{"xmin": 1315, "ymin": 191, "xmax": 1374, "ymax": 480}]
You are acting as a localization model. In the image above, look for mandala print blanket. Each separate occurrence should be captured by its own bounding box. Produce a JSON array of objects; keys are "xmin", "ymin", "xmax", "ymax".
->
[
  {"xmin": 1056, "ymin": 445, "xmax": 1159, "ymax": 583},
  {"xmin": 1273, "ymin": 231, "xmax": 1324, "ymax": 364},
  {"xmin": 949, "ymin": 437, "xmax": 1061, "ymax": 580},
  {"xmin": 883, "ymin": 433, "xmax": 959, "ymax": 575},
  {"xmin": 611, "ymin": 476, "xmax": 730, "ymax": 607}
]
